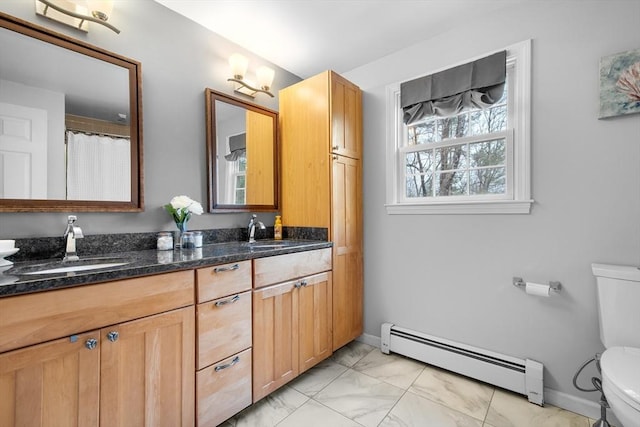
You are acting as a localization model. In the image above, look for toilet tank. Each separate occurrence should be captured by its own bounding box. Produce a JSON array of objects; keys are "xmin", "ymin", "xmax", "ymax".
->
[{"xmin": 592, "ymin": 263, "xmax": 640, "ymax": 348}]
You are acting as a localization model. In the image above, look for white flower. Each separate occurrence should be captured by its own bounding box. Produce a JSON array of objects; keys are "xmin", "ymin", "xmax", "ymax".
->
[
  {"xmin": 188, "ymin": 200, "xmax": 204, "ymax": 215},
  {"xmin": 164, "ymin": 195, "xmax": 203, "ymax": 225},
  {"xmin": 170, "ymin": 195, "xmax": 195, "ymax": 210}
]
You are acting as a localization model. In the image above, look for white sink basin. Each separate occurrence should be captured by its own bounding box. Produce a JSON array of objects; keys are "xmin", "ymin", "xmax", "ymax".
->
[
  {"xmin": 25, "ymin": 262, "xmax": 129, "ymax": 275},
  {"xmin": 12, "ymin": 257, "xmax": 131, "ymax": 276}
]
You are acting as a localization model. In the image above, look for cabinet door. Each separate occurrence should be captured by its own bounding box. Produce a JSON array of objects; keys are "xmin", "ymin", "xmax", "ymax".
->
[
  {"xmin": 252, "ymin": 280, "xmax": 299, "ymax": 402},
  {"xmin": 298, "ymin": 272, "xmax": 333, "ymax": 373},
  {"xmin": 0, "ymin": 331, "xmax": 100, "ymax": 427},
  {"xmin": 332, "ymin": 155, "xmax": 364, "ymax": 350},
  {"xmin": 279, "ymin": 71, "xmax": 331, "ymax": 228},
  {"xmin": 330, "ymin": 72, "xmax": 362, "ymax": 160},
  {"xmin": 100, "ymin": 307, "xmax": 195, "ymax": 427}
]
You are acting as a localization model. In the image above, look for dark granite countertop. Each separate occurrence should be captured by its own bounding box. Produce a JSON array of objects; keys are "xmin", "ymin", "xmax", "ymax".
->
[{"xmin": 0, "ymin": 239, "xmax": 332, "ymax": 298}]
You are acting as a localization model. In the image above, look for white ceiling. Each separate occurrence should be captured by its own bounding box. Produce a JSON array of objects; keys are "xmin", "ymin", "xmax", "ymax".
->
[{"xmin": 153, "ymin": 0, "xmax": 526, "ymax": 79}]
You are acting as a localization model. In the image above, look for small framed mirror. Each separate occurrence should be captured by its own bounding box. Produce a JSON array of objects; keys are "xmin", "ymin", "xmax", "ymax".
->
[
  {"xmin": 0, "ymin": 12, "xmax": 143, "ymax": 212},
  {"xmin": 205, "ymin": 89, "xmax": 279, "ymax": 212}
]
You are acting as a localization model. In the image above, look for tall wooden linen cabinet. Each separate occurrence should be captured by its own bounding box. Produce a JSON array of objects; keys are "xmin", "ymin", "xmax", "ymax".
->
[{"xmin": 279, "ymin": 70, "xmax": 363, "ymax": 350}]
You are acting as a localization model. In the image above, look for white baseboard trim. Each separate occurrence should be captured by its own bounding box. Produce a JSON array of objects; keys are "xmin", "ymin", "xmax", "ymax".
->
[
  {"xmin": 544, "ymin": 388, "xmax": 599, "ymax": 418},
  {"xmin": 355, "ymin": 333, "xmax": 618, "ymax": 423},
  {"xmin": 544, "ymin": 388, "xmax": 620, "ymax": 425},
  {"xmin": 356, "ymin": 333, "xmax": 380, "ymax": 348}
]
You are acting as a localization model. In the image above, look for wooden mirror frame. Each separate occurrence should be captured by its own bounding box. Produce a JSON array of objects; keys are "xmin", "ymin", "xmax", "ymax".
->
[
  {"xmin": 205, "ymin": 89, "xmax": 279, "ymax": 213},
  {"xmin": 0, "ymin": 12, "xmax": 143, "ymax": 212}
]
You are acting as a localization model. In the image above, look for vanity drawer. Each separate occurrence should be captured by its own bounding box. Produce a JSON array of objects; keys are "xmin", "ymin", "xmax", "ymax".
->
[
  {"xmin": 253, "ymin": 248, "xmax": 332, "ymax": 288},
  {"xmin": 196, "ymin": 290, "xmax": 252, "ymax": 370},
  {"xmin": 0, "ymin": 270, "xmax": 195, "ymax": 353},
  {"xmin": 196, "ymin": 260, "xmax": 252, "ymax": 303},
  {"xmin": 197, "ymin": 348, "xmax": 252, "ymax": 427}
]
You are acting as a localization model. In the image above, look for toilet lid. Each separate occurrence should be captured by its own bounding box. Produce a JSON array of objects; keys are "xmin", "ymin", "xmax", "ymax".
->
[{"xmin": 601, "ymin": 347, "xmax": 640, "ymax": 408}]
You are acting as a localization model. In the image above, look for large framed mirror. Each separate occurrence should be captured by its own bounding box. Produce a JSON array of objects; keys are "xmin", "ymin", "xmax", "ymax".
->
[
  {"xmin": 205, "ymin": 89, "xmax": 278, "ymax": 212},
  {"xmin": 0, "ymin": 12, "xmax": 143, "ymax": 212}
]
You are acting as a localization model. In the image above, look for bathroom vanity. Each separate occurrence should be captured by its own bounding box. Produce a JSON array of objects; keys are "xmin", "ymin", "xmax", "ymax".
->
[
  {"xmin": 0, "ymin": 240, "xmax": 332, "ymax": 427},
  {"xmin": 252, "ymin": 248, "xmax": 332, "ymax": 402}
]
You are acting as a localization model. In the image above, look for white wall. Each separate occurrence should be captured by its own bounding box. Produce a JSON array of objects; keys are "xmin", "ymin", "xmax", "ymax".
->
[{"xmin": 345, "ymin": 0, "xmax": 640, "ymax": 412}]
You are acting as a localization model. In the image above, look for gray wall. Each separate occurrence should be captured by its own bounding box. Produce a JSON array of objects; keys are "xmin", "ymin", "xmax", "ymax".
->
[
  {"xmin": 0, "ymin": 0, "xmax": 301, "ymax": 237},
  {"xmin": 344, "ymin": 0, "xmax": 640, "ymax": 412}
]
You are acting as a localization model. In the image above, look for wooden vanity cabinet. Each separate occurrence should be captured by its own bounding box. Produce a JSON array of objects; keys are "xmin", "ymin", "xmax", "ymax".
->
[
  {"xmin": 195, "ymin": 260, "xmax": 253, "ymax": 427},
  {"xmin": 0, "ymin": 271, "xmax": 195, "ymax": 427},
  {"xmin": 0, "ymin": 330, "xmax": 101, "ymax": 426},
  {"xmin": 252, "ymin": 279, "xmax": 299, "ymax": 401},
  {"xmin": 252, "ymin": 248, "xmax": 332, "ymax": 402},
  {"xmin": 297, "ymin": 271, "xmax": 333, "ymax": 373},
  {"xmin": 280, "ymin": 70, "xmax": 363, "ymax": 351},
  {"xmin": 100, "ymin": 307, "xmax": 194, "ymax": 427}
]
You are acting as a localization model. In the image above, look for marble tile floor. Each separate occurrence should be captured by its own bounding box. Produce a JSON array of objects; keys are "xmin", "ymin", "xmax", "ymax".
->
[{"xmin": 220, "ymin": 342, "xmax": 602, "ymax": 427}]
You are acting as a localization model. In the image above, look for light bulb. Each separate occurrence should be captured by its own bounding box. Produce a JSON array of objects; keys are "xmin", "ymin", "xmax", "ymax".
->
[
  {"xmin": 229, "ymin": 53, "xmax": 249, "ymax": 80},
  {"xmin": 256, "ymin": 66, "xmax": 275, "ymax": 91}
]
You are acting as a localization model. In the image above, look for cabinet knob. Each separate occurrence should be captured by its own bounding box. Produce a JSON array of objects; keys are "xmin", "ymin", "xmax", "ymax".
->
[
  {"xmin": 85, "ymin": 338, "xmax": 98, "ymax": 350},
  {"xmin": 107, "ymin": 331, "xmax": 119, "ymax": 342},
  {"xmin": 332, "ymin": 155, "xmax": 338, "ymax": 160},
  {"xmin": 332, "ymin": 145, "xmax": 339, "ymax": 151}
]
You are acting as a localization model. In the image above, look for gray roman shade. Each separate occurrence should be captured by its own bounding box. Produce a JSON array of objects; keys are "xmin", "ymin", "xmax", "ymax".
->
[
  {"xmin": 224, "ymin": 133, "xmax": 246, "ymax": 161},
  {"xmin": 401, "ymin": 50, "xmax": 507, "ymax": 125}
]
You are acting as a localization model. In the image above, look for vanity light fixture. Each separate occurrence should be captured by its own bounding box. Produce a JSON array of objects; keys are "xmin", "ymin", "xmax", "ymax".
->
[
  {"xmin": 227, "ymin": 53, "xmax": 275, "ymax": 98},
  {"xmin": 35, "ymin": 0, "xmax": 120, "ymax": 34}
]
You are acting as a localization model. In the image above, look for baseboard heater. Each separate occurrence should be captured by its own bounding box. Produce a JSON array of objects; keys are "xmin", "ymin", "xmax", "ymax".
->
[{"xmin": 381, "ymin": 323, "xmax": 544, "ymax": 405}]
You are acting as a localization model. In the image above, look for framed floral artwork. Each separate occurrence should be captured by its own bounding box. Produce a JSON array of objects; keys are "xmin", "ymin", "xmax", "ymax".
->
[{"xmin": 599, "ymin": 48, "xmax": 640, "ymax": 119}]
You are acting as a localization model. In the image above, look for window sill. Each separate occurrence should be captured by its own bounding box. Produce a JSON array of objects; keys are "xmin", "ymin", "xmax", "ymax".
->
[{"xmin": 385, "ymin": 199, "xmax": 533, "ymax": 215}]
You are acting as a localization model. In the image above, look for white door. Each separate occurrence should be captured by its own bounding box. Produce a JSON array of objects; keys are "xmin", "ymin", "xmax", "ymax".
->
[{"xmin": 0, "ymin": 102, "xmax": 48, "ymax": 199}]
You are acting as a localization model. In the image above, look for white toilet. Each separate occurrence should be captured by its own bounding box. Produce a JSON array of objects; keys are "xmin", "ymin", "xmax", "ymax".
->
[{"xmin": 592, "ymin": 263, "xmax": 640, "ymax": 427}]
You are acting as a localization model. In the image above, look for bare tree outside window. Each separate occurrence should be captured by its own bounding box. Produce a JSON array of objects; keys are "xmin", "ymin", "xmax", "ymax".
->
[{"xmin": 404, "ymin": 87, "xmax": 508, "ymax": 199}]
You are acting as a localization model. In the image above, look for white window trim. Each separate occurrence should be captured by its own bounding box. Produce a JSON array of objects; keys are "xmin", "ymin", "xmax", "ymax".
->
[{"xmin": 385, "ymin": 39, "xmax": 533, "ymax": 214}]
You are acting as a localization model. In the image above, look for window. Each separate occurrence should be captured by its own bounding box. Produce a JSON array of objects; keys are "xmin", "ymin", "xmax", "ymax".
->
[
  {"xmin": 386, "ymin": 40, "xmax": 532, "ymax": 214},
  {"xmin": 228, "ymin": 152, "xmax": 247, "ymax": 204}
]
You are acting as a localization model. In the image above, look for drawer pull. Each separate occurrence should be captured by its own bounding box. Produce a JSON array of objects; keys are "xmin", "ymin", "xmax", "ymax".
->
[
  {"xmin": 214, "ymin": 294, "xmax": 240, "ymax": 307},
  {"xmin": 213, "ymin": 264, "xmax": 240, "ymax": 273},
  {"xmin": 214, "ymin": 355, "xmax": 240, "ymax": 372}
]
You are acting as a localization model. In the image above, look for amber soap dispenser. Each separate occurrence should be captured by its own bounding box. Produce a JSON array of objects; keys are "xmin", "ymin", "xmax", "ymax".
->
[{"xmin": 274, "ymin": 215, "xmax": 283, "ymax": 240}]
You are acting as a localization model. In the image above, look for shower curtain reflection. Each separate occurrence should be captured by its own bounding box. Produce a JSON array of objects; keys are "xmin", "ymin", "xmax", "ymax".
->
[{"xmin": 66, "ymin": 131, "xmax": 131, "ymax": 201}]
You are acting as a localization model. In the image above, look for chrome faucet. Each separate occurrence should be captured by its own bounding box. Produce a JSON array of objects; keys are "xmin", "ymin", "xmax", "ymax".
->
[
  {"xmin": 247, "ymin": 214, "xmax": 265, "ymax": 244},
  {"xmin": 63, "ymin": 215, "xmax": 84, "ymax": 262}
]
